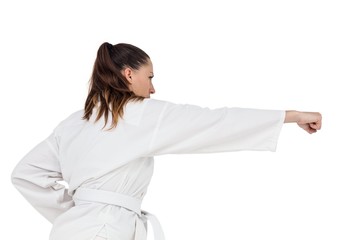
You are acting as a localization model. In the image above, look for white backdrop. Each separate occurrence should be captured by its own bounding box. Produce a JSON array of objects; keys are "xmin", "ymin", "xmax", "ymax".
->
[{"xmin": 1, "ymin": 0, "xmax": 359, "ymax": 239}]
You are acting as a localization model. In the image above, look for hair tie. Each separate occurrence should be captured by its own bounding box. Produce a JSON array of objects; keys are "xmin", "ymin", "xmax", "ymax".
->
[{"xmin": 106, "ymin": 42, "xmax": 113, "ymax": 52}]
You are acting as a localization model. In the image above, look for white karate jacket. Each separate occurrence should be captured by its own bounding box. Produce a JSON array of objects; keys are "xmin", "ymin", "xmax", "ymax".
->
[{"xmin": 11, "ymin": 98, "xmax": 285, "ymax": 240}]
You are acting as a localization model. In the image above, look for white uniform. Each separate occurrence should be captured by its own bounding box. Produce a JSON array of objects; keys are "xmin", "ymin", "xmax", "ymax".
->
[{"xmin": 11, "ymin": 98, "xmax": 285, "ymax": 240}]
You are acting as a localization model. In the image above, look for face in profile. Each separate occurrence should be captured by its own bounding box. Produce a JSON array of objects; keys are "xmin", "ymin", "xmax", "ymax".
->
[{"xmin": 124, "ymin": 60, "xmax": 155, "ymax": 98}]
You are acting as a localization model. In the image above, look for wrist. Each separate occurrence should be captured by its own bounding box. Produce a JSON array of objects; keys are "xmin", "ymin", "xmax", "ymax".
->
[{"xmin": 284, "ymin": 110, "xmax": 300, "ymax": 123}]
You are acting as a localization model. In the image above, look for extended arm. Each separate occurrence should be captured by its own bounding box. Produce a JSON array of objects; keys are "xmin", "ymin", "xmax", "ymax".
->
[{"xmin": 147, "ymin": 100, "xmax": 286, "ymax": 155}]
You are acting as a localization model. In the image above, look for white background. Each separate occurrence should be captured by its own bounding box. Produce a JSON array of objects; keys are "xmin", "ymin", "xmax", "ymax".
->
[{"xmin": 1, "ymin": 0, "xmax": 359, "ymax": 239}]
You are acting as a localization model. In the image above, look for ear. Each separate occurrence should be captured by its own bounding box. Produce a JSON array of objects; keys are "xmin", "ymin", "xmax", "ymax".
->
[{"xmin": 123, "ymin": 67, "xmax": 133, "ymax": 83}]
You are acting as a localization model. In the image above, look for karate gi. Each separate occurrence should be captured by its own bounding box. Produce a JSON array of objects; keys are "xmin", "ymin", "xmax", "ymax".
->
[{"xmin": 11, "ymin": 98, "xmax": 285, "ymax": 240}]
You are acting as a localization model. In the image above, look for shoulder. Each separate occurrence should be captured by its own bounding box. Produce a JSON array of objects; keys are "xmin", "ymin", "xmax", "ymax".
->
[
  {"xmin": 52, "ymin": 109, "xmax": 84, "ymax": 133},
  {"xmin": 143, "ymin": 98, "xmax": 203, "ymax": 110},
  {"xmin": 141, "ymin": 98, "xmax": 202, "ymax": 114},
  {"xmin": 142, "ymin": 98, "xmax": 169, "ymax": 107},
  {"xmin": 141, "ymin": 99, "xmax": 216, "ymax": 122}
]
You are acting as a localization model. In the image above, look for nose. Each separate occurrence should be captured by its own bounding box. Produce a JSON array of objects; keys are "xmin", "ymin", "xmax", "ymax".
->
[{"xmin": 150, "ymin": 82, "xmax": 155, "ymax": 94}]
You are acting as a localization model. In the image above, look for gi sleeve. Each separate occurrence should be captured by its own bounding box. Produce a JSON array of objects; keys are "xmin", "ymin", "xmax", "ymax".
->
[
  {"xmin": 11, "ymin": 130, "xmax": 74, "ymax": 223},
  {"xmin": 148, "ymin": 101, "xmax": 285, "ymax": 155}
]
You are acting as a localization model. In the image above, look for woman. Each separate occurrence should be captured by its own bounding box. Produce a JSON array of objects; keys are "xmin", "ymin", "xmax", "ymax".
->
[{"xmin": 11, "ymin": 42, "xmax": 322, "ymax": 240}]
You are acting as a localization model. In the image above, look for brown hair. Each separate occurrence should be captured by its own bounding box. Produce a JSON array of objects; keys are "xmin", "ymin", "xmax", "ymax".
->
[{"xmin": 82, "ymin": 42, "xmax": 150, "ymax": 130}]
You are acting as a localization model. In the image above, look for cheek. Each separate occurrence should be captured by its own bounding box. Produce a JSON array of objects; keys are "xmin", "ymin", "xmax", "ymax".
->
[{"xmin": 142, "ymin": 79, "xmax": 151, "ymax": 89}]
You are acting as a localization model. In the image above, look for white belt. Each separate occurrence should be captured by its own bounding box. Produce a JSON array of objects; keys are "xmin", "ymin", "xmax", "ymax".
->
[{"xmin": 73, "ymin": 187, "xmax": 165, "ymax": 240}]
